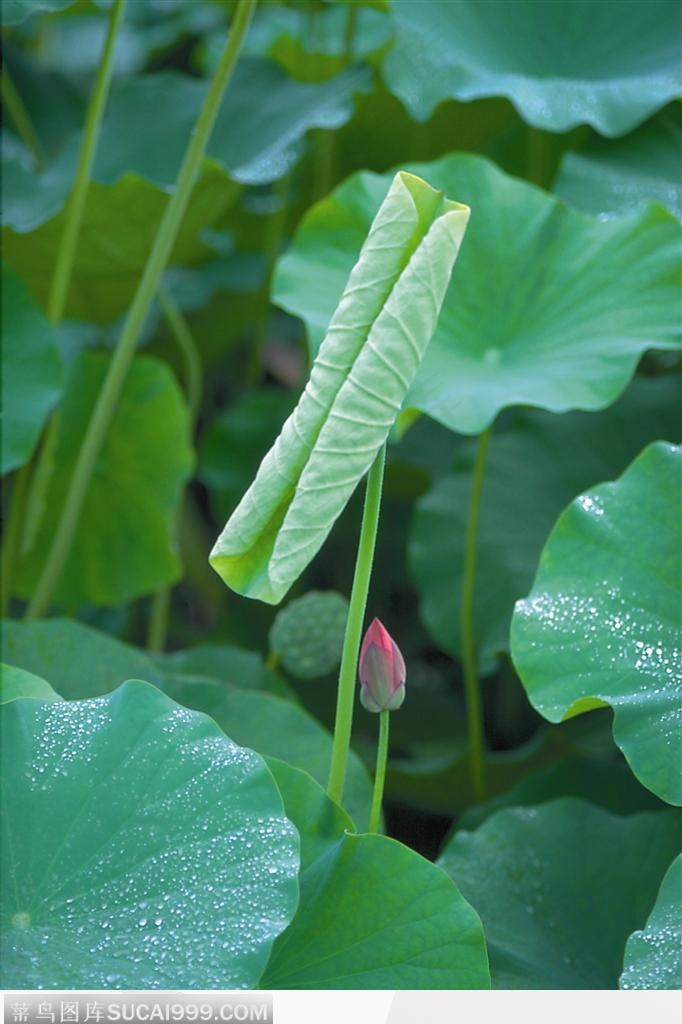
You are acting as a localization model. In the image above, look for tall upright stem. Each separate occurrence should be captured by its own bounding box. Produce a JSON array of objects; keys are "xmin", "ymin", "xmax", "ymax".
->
[
  {"xmin": 1, "ymin": 461, "xmax": 31, "ymax": 616},
  {"xmin": 145, "ymin": 288, "xmax": 203, "ymax": 652},
  {"xmin": 146, "ymin": 586, "xmax": 171, "ymax": 654},
  {"xmin": 1, "ymin": 65, "xmax": 45, "ymax": 169},
  {"xmin": 158, "ymin": 288, "xmax": 202, "ymax": 428},
  {"xmin": 47, "ymin": 0, "xmax": 127, "ymax": 325},
  {"xmin": 327, "ymin": 443, "xmax": 386, "ymax": 805},
  {"xmin": 368, "ymin": 710, "xmax": 389, "ymax": 833},
  {"xmin": 25, "ymin": 0, "xmax": 257, "ymax": 621},
  {"xmin": 343, "ymin": 3, "xmax": 358, "ymax": 62},
  {"xmin": 459, "ymin": 426, "xmax": 491, "ymax": 802}
]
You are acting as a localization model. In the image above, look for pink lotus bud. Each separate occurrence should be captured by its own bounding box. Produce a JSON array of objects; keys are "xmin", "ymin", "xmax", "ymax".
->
[{"xmin": 358, "ymin": 618, "xmax": 406, "ymax": 713}]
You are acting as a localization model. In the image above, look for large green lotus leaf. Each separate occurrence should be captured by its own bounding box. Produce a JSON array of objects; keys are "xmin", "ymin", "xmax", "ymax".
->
[
  {"xmin": 410, "ymin": 376, "xmax": 682, "ymax": 668},
  {"xmin": 21, "ymin": 1, "xmax": 218, "ymax": 78},
  {"xmin": 385, "ymin": 728, "xmax": 558, "ymax": 817},
  {"xmin": 0, "ymin": 664, "xmax": 61, "ymax": 704},
  {"xmin": 439, "ymin": 798, "xmax": 682, "ymax": 989},
  {"xmin": 1, "ymin": 265, "xmax": 62, "ymax": 474},
  {"xmin": 511, "ymin": 442, "xmax": 682, "ymax": 805},
  {"xmin": 0, "ymin": 683, "xmax": 299, "ymax": 988},
  {"xmin": 159, "ymin": 675, "xmax": 373, "ymax": 830},
  {"xmin": 152, "ymin": 644, "xmax": 286, "ymax": 695},
  {"xmin": 261, "ymin": 758, "xmax": 490, "ymax": 989},
  {"xmin": 14, "ymin": 352, "xmax": 194, "ymax": 608},
  {"xmin": 239, "ymin": 5, "xmax": 391, "ymax": 82},
  {"xmin": 3, "ymin": 60, "xmax": 368, "ymax": 225},
  {"xmin": 2, "ymin": 59, "xmax": 369, "ymax": 322},
  {"xmin": 274, "ymin": 154, "xmax": 681, "ymax": 436},
  {"xmin": 459, "ymin": 755, "xmax": 665, "ymax": 832},
  {"xmin": 381, "ymin": 0, "xmax": 681, "ymax": 136},
  {"xmin": 211, "ymin": 170, "xmax": 470, "ymax": 603},
  {"xmin": 2, "ymin": 165, "xmax": 234, "ymax": 323},
  {"xmin": 91, "ymin": 61, "xmax": 371, "ymax": 189},
  {"xmin": 555, "ymin": 109, "xmax": 682, "ymax": 219},
  {"xmin": 2, "ymin": 0, "xmax": 74, "ymax": 24},
  {"xmin": 620, "ymin": 854, "xmax": 682, "ymax": 990},
  {"xmin": 1, "ymin": 618, "xmax": 163, "ymax": 699},
  {"xmin": 3, "ymin": 614, "xmax": 292, "ymax": 704},
  {"xmin": 199, "ymin": 389, "xmax": 296, "ymax": 523}
]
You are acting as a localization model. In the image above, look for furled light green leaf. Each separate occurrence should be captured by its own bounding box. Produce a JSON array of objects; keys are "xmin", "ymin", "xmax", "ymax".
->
[
  {"xmin": 0, "ymin": 683, "xmax": 299, "ymax": 988},
  {"xmin": 274, "ymin": 153, "xmax": 681, "ymax": 436},
  {"xmin": 439, "ymin": 798, "xmax": 682, "ymax": 989},
  {"xmin": 211, "ymin": 170, "xmax": 469, "ymax": 603},
  {"xmin": 261, "ymin": 758, "xmax": 490, "ymax": 989},
  {"xmin": 0, "ymin": 664, "xmax": 61, "ymax": 704},
  {"xmin": 160, "ymin": 675, "xmax": 373, "ymax": 829},
  {"xmin": 620, "ymin": 854, "xmax": 682, "ymax": 990},
  {"xmin": 410, "ymin": 376, "xmax": 682, "ymax": 669},
  {"xmin": 269, "ymin": 590, "xmax": 349, "ymax": 680},
  {"xmin": 1, "ymin": 618, "xmax": 163, "ymax": 698},
  {"xmin": 511, "ymin": 442, "xmax": 682, "ymax": 805},
  {"xmin": 1, "ymin": 265, "xmax": 62, "ymax": 474},
  {"xmin": 382, "ymin": 0, "xmax": 681, "ymax": 136},
  {"xmin": 14, "ymin": 353, "xmax": 194, "ymax": 609},
  {"xmin": 555, "ymin": 108, "xmax": 682, "ymax": 219}
]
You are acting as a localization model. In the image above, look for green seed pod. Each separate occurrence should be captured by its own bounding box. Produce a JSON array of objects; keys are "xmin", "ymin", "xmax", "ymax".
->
[{"xmin": 269, "ymin": 590, "xmax": 349, "ymax": 680}]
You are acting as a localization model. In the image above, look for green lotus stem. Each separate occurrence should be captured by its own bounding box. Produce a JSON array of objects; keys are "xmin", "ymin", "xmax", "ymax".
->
[
  {"xmin": 247, "ymin": 169, "xmax": 292, "ymax": 384},
  {"xmin": 460, "ymin": 426, "xmax": 491, "ymax": 802},
  {"xmin": 158, "ymin": 287, "xmax": 202, "ymax": 429},
  {"xmin": 145, "ymin": 288, "xmax": 203, "ymax": 652},
  {"xmin": 368, "ymin": 710, "xmax": 389, "ymax": 833},
  {"xmin": 1, "ymin": 64, "xmax": 45, "ymax": 170},
  {"xmin": 266, "ymin": 650, "xmax": 280, "ymax": 672},
  {"xmin": 25, "ymin": 0, "xmax": 257, "ymax": 621},
  {"xmin": 0, "ymin": 461, "xmax": 31, "ymax": 616},
  {"xmin": 47, "ymin": 0, "xmax": 127, "ymax": 326},
  {"xmin": 327, "ymin": 443, "xmax": 386, "ymax": 806},
  {"xmin": 146, "ymin": 586, "xmax": 171, "ymax": 653},
  {"xmin": 343, "ymin": 3, "xmax": 358, "ymax": 61}
]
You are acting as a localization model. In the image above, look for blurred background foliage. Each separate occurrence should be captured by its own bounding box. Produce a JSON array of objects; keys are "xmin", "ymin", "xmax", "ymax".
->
[{"xmin": 2, "ymin": 0, "xmax": 680, "ymax": 856}]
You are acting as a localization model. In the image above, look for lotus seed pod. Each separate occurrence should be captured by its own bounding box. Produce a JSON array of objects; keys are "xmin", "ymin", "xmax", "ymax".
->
[{"xmin": 269, "ymin": 590, "xmax": 349, "ymax": 680}]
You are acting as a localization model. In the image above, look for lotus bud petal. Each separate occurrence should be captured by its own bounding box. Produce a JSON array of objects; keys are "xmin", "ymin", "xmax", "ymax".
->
[{"xmin": 358, "ymin": 617, "xmax": 406, "ymax": 713}]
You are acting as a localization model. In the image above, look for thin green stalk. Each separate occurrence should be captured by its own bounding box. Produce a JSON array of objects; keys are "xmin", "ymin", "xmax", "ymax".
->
[
  {"xmin": 146, "ymin": 586, "xmax": 171, "ymax": 653},
  {"xmin": 2, "ymin": 64, "xmax": 45, "ymax": 169},
  {"xmin": 145, "ymin": 289, "xmax": 203, "ymax": 652},
  {"xmin": 1, "ymin": 461, "xmax": 31, "ymax": 616},
  {"xmin": 7, "ymin": 2, "xmax": 124, "ymax": 622},
  {"xmin": 266, "ymin": 650, "xmax": 280, "ymax": 672},
  {"xmin": 158, "ymin": 288, "xmax": 202, "ymax": 428},
  {"xmin": 460, "ymin": 427, "xmax": 491, "ymax": 802},
  {"xmin": 46, "ymin": 0, "xmax": 127, "ymax": 325},
  {"xmin": 342, "ymin": 3, "xmax": 358, "ymax": 62},
  {"xmin": 26, "ymin": 0, "xmax": 257, "ymax": 621},
  {"xmin": 246, "ymin": 169, "xmax": 292, "ymax": 384},
  {"xmin": 368, "ymin": 710, "xmax": 389, "ymax": 833},
  {"xmin": 327, "ymin": 443, "xmax": 386, "ymax": 805}
]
